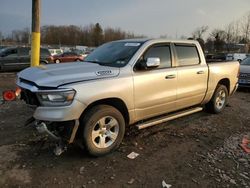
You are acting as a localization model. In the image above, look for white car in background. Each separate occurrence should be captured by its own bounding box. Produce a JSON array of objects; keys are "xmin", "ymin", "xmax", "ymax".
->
[{"xmin": 49, "ymin": 49, "xmax": 63, "ymax": 56}]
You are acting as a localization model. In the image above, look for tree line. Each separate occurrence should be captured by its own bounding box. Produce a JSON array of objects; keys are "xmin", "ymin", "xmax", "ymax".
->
[
  {"xmin": 0, "ymin": 23, "xmax": 145, "ymax": 47},
  {"xmin": 190, "ymin": 11, "xmax": 250, "ymax": 53}
]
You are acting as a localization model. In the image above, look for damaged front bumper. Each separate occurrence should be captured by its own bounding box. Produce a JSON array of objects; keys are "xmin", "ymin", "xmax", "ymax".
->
[
  {"xmin": 33, "ymin": 119, "xmax": 80, "ymax": 155},
  {"xmin": 34, "ymin": 120, "xmax": 80, "ymax": 143}
]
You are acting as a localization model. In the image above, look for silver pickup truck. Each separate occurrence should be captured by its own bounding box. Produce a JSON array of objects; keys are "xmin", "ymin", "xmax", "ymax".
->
[{"xmin": 17, "ymin": 39, "xmax": 239, "ymax": 156}]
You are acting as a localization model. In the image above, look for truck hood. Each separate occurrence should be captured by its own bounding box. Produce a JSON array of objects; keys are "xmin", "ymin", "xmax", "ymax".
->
[
  {"xmin": 17, "ymin": 62, "xmax": 120, "ymax": 88},
  {"xmin": 240, "ymin": 65, "xmax": 250, "ymax": 73}
]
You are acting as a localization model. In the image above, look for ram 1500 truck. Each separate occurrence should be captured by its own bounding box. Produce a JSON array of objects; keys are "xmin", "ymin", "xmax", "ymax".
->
[{"xmin": 17, "ymin": 39, "xmax": 239, "ymax": 156}]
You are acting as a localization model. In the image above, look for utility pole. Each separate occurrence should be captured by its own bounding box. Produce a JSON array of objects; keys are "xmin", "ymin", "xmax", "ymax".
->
[{"xmin": 31, "ymin": 0, "xmax": 40, "ymax": 67}]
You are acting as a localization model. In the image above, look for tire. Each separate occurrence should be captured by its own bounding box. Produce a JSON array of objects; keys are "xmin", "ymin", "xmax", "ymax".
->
[
  {"xmin": 206, "ymin": 84, "xmax": 228, "ymax": 114},
  {"xmin": 76, "ymin": 59, "xmax": 81, "ymax": 62},
  {"xmin": 55, "ymin": 59, "xmax": 60, "ymax": 64},
  {"xmin": 81, "ymin": 105, "xmax": 125, "ymax": 156}
]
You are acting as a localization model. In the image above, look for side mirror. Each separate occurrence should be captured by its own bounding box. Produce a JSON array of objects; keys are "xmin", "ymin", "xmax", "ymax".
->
[{"xmin": 146, "ymin": 57, "xmax": 160, "ymax": 68}]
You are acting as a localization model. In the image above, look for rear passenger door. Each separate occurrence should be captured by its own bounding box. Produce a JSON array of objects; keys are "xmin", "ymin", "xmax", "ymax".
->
[
  {"xmin": 62, "ymin": 52, "xmax": 71, "ymax": 62},
  {"xmin": 174, "ymin": 44, "xmax": 208, "ymax": 110}
]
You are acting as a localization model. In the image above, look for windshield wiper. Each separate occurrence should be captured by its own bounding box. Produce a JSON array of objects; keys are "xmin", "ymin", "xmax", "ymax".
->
[{"xmin": 84, "ymin": 60, "xmax": 115, "ymax": 67}]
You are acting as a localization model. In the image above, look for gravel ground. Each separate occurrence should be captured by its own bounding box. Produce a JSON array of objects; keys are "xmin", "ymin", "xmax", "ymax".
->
[{"xmin": 0, "ymin": 72, "xmax": 250, "ymax": 188}]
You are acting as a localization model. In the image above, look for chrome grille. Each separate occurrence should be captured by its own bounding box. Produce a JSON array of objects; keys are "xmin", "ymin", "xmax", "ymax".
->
[{"xmin": 240, "ymin": 73, "xmax": 250, "ymax": 79}]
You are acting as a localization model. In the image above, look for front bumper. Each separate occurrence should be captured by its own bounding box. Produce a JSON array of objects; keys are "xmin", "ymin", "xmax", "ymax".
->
[
  {"xmin": 238, "ymin": 83, "xmax": 250, "ymax": 88},
  {"xmin": 34, "ymin": 99, "xmax": 86, "ymax": 121},
  {"xmin": 238, "ymin": 78, "xmax": 250, "ymax": 88}
]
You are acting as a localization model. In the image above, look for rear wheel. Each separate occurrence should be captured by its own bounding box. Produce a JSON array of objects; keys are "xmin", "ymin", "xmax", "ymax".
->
[
  {"xmin": 81, "ymin": 105, "xmax": 125, "ymax": 156},
  {"xmin": 206, "ymin": 84, "xmax": 228, "ymax": 114}
]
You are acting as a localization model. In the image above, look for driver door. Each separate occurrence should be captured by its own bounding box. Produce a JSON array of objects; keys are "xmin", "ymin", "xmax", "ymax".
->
[{"xmin": 133, "ymin": 44, "xmax": 177, "ymax": 121}]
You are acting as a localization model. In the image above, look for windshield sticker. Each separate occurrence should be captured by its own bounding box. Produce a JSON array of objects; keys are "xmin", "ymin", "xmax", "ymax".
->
[{"xmin": 124, "ymin": 43, "xmax": 141, "ymax": 47}]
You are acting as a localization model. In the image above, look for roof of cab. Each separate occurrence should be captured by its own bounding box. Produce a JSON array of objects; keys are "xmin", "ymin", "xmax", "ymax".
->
[{"xmin": 115, "ymin": 38, "xmax": 199, "ymax": 44}]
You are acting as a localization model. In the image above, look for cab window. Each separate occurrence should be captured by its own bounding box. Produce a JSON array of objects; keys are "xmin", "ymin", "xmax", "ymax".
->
[
  {"xmin": 140, "ymin": 45, "xmax": 172, "ymax": 69},
  {"xmin": 3, "ymin": 48, "xmax": 18, "ymax": 57},
  {"xmin": 175, "ymin": 45, "xmax": 200, "ymax": 66}
]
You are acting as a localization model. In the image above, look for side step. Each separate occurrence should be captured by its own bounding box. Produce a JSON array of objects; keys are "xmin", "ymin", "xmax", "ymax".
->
[{"xmin": 136, "ymin": 107, "xmax": 203, "ymax": 130}]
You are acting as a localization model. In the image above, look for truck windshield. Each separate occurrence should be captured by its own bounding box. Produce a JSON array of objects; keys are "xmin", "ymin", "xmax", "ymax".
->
[
  {"xmin": 241, "ymin": 57, "xmax": 250, "ymax": 65},
  {"xmin": 84, "ymin": 41, "xmax": 143, "ymax": 67}
]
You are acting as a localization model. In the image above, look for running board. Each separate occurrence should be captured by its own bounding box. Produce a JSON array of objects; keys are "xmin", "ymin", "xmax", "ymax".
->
[{"xmin": 136, "ymin": 107, "xmax": 203, "ymax": 130}]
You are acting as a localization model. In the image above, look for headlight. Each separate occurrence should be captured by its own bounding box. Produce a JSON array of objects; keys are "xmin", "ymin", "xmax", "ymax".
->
[{"xmin": 36, "ymin": 90, "xmax": 75, "ymax": 106}]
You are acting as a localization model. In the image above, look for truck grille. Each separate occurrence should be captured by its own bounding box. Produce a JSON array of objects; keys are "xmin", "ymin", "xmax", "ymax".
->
[{"xmin": 240, "ymin": 73, "xmax": 250, "ymax": 79}]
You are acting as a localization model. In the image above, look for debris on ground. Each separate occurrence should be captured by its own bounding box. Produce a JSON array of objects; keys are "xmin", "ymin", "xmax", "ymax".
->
[
  {"xmin": 127, "ymin": 152, "xmax": 139, "ymax": 159},
  {"xmin": 240, "ymin": 135, "xmax": 250, "ymax": 153},
  {"xmin": 127, "ymin": 178, "xmax": 135, "ymax": 185},
  {"xmin": 162, "ymin": 180, "xmax": 172, "ymax": 188},
  {"xmin": 79, "ymin": 166, "xmax": 85, "ymax": 175}
]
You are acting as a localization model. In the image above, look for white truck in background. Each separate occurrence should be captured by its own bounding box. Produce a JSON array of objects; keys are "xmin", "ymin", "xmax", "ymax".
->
[{"xmin": 226, "ymin": 53, "xmax": 247, "ymax": 62}]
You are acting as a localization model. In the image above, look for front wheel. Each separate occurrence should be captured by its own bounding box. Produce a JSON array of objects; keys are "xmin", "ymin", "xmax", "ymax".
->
[
  {"xmin": 206, "ymin": 84, "xmax": 228, "ymax": 114},
  {"xmin": 81, "ymin": 105, "xmax": 125, "ymax": 156},
  {"xmin": 55, "ymin": 59, "xmax": 60, "ymax": 64}
]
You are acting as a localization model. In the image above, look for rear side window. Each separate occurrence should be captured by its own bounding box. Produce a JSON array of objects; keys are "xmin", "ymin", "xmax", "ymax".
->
[
  {"xmin": 175, "ymin": 45, "xmax": 200, "ymax": 66},
  {"xmin": 144, "ymin": 45, "xmax": 172, "ymax": 68}
]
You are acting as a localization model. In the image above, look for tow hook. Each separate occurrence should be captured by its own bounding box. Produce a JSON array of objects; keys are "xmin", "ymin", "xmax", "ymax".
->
[{"xmin": 35, "ymin": 121, "xmax": 60, "ymax": 140}]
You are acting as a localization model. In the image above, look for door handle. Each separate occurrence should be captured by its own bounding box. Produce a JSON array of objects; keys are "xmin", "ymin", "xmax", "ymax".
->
[
  {"xmin": 165, "ymin": 75, "xmax": 176, "ymax": 79},
  {"xmin": 197, "ymin": 71, "xmax": 205, "ymax": 74}
]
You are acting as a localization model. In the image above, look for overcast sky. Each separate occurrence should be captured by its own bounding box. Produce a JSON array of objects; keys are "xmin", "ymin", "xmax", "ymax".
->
[{"xmin": 0, "ymin": 0, "xmax": 250, "ymax": 38}]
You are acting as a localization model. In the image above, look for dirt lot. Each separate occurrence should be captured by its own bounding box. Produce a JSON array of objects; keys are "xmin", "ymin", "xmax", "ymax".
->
[{"xmin": 0, "ymin": 72, "xmax": 250, "ymax": 188}]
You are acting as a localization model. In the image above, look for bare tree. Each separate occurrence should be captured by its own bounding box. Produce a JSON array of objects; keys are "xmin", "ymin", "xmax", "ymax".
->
[
  {"xmin": 92, "ymin": 23, "xmax": 103, "ymax": 46},
  {"xmin": 0, "ymin": 31, "xmax": 2, "ymax": 45},
  {"xmin": 210, "ymin": 29, "xmax": 227, "ymax": 52},
  {"xmin": 20, "ymin": 27, "xmax": 30, "ymax": 44},
  {"xmin": 241, "ymin": 12, "xmax": 250, "ymax": 43},
  {"xmin": 192, "ymin": 25, "xmax": 209, "ymax": 39}
]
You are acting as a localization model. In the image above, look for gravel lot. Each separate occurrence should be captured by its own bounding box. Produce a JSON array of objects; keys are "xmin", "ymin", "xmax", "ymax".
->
[{"xmin": 0, "ymin": 72, "xmax": 250, "ymax": 188}]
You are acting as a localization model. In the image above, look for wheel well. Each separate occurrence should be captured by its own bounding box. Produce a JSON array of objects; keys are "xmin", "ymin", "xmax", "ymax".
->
[
  {"xmin": 218, "ymin": 78, "xmax": 230, "ymax": 93},
  {"xmin": 81, "ymin": 98, "xmax": 129, "ymax": 125}
]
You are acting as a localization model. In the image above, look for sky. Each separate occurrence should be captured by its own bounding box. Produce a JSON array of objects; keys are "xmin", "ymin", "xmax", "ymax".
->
[{"xmin": 0, "ymin": 0, "xmax": 250, "ymax": 39}]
